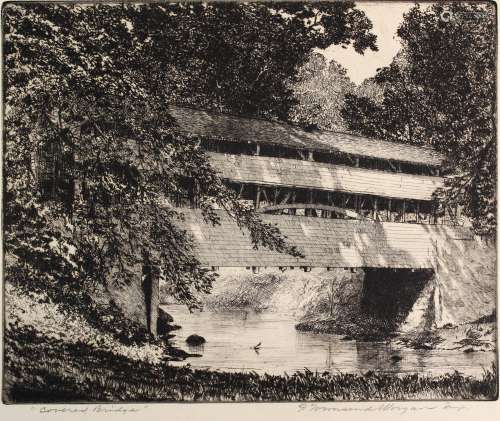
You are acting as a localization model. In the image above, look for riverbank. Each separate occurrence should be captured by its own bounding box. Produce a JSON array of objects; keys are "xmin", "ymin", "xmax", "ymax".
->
[
  {"xmin": 198, "ymin": 269, "xmax": 497, "ymax": 350},
  {"xmin": 295, "ymin": 315, "xmax": 497, "ymax": 351},
  {"xmin": 397, "ymin": 315, "xmax": 496, "ymax": 352},
  {"xmin": 4, "ymin": 323, "xmax": 497, "ymax": 402},
  {"xmin": 5, "ymin": 281, "xmax": 498, "ymax": 402},
  {"xmin": 295, "ymin": 315, "xmax": 399, "ymax": 341},
  {"xmin": 200, "ymin": 268, "xmax": 364, "ymax": 318},
  {"xmin": 4, "ymin": 283, "xmax": 184, "ymax": 364}
]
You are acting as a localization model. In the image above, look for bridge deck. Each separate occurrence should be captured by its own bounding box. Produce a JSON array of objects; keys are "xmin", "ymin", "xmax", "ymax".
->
[{"xmin": 179, "ymin": 210, "xmax": 473, "ymax": 269}]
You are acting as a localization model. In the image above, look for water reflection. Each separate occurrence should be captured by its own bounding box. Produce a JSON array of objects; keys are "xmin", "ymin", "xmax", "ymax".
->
[
  {"xmin": 355, "ymin": 341, "xmax": 407, "ymax": 373},
  {"xmin": 186, "ymin": 343, "xmax": 205, "ymax": 354},
  {"xmin": 165, "ymin": 305, "xmax": 494, "ymax": 377}
]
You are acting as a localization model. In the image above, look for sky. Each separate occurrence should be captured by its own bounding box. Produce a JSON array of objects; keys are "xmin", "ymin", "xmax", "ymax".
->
[{"xmin": 321, "ymin": 2, "xmax": 414, "ymax": 85}]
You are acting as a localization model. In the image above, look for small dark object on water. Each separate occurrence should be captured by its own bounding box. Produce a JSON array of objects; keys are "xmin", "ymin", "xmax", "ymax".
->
[
  {"xmin": 391, "ymin": 355, "xmax": 403, "ymax": 362},
  {"xmin": 186, "ymin": 334, "xmax": 206, "ymax": 345},
  {"xmin": 253, "ymin": 342, "xmax": 262, "ymax": 350},
  {"xmin": 464, "ymin": 347, "xmax": 475, "ymax": 353},
  {"xmin": 342, "ymin": 336, "xmax": 353, "ymax": 341}
]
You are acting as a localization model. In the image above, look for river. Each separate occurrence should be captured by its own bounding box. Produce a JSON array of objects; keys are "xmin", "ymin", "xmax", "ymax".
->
[{"xmin": 164, "ymin": 305, "xmax": 495, "ymax": 377}]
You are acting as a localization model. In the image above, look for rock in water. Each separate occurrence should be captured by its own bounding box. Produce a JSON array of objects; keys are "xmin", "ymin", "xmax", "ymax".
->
[
  {"xmin": 157, "ymin": 308, "xmax": 175, "ymax": 335},
  {"xmin": 158, "ymin": 307, "xmax": 174, "ymax": 323},
  {"xmin": 186, "ymin": 334, "xmax": 206, "ymax": 345}
]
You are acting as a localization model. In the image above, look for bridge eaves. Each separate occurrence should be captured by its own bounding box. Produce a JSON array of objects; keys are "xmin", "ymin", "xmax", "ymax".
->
[{"xmin": 169, "ymin": 105, "xmax": 444, "ymax": 167}]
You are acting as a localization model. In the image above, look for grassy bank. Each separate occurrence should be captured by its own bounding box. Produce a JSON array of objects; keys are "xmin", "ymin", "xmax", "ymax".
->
[{"xmin": 3, "ymin": 324, "xmax": 498, "ymax": 402}]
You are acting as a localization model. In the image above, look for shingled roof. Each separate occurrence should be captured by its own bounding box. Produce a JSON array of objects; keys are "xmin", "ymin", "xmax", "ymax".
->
[
  {"xmin": 179, "ymin": 210, "xmax": 472, "ymax": 269},
  {"xmin": 169, "ymin": 105, "xmax": 444, "ymax": 167},
  {"xmin": 208, "ymin": 152, "xmax": 443, "ymax": 201}
]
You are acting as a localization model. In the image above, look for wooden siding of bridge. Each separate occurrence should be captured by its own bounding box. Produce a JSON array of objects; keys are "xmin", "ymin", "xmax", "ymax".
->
[
  {"xmin": 208, "ymin": 152, "xmax": 444, "ymax": 201},
  {"xmin": 169, "ymin": 105, "xmax": 444, "ymax": 167},
  {"xmin": 180, "ymin": 210, "xmax": 473, "ymax": 269}
]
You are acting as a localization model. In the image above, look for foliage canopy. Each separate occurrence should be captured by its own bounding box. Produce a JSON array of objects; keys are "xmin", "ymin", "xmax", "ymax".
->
[
  {"xmin": 289, "ymin": 53, "xmax": 356, "ymax": 132},
  {"xmin": 342, "ymin": 3, "xmax": 496, "ymax": 235},
  {"xmin": 3, "ymin": 2, "xmax": 376, "ymax": 323}
]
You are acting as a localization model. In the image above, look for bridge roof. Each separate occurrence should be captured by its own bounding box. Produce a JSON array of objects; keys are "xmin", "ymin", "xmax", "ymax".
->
[
  {"xmin": 208, "ymin": 152, "xmax": 443, "ymax": 201},
  {"xmin": 169, "ymin": 105, "xmax": 444, "ymax": 167},
  {"xmin": 179, "ymin": 210, "xmax": 473, "ymax": 269}
]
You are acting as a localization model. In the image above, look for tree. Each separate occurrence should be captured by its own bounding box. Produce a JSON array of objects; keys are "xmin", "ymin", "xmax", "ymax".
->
[
  {"xmin": 343, "ymin": 50, "xmax": 431, "ymax": 145},
  {"xmin": 2, "ymin": 3, "xmax": 290, "ymax": 315},
  {"xmin": 129, "ymin": 1, "xmax": 377, "ymax": 120},
  {"xmin": 289, "ymin": 53, "xmax": 356, "ymax": 131},
  {"xmin": 342, "ymin": 3, "xmax": 496, "ymax": 235},
  {"xmin": 354, "ymin": 77, "xmax": 384, "ymax": 105},
  {"xmin": 3, "ymin": 3, "xmax": 377, "ymax": 330},
  {"xmin": 398, "ymin": 3, "xmax": 496, "ymax": 235},
  {"xmin": 342, "ymin": 92, "xmax": 385, "ymax": 140}
]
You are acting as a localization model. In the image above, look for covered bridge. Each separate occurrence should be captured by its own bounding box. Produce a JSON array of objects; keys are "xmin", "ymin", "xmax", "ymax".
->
[{"xmin": 169, "ymin": 105, "xmax": 453, "ymax": 225}]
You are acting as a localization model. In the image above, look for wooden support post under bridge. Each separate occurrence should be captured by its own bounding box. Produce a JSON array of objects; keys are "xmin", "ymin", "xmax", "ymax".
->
[
  {"xmin": 323, "ymin": 192, "xmax": 333, "ymax": 218},
  {"xmin": 255, "ymin": 185, "xmax": 261, "ymax": 209},
  {"xmin": 237, "ymin": 183, "xmax": 245, "ymax": 199},
  {"xmin": 354, "ymin": 194, "xmax": 359, "ymax": 214},
  {"xmin": 273, "ymin": 187, "xmax": 279, "ymax": 205},
  {"xmin": 289, "ymin": 190, "xmax": 297, "ymax": 215},
  {"xmin": 306, "ymin": 189, "xmax": 314, "ymax": 216},
  {"xmin": 261, "ymin": 187, "xmax": 270, "ymax": 205}
]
